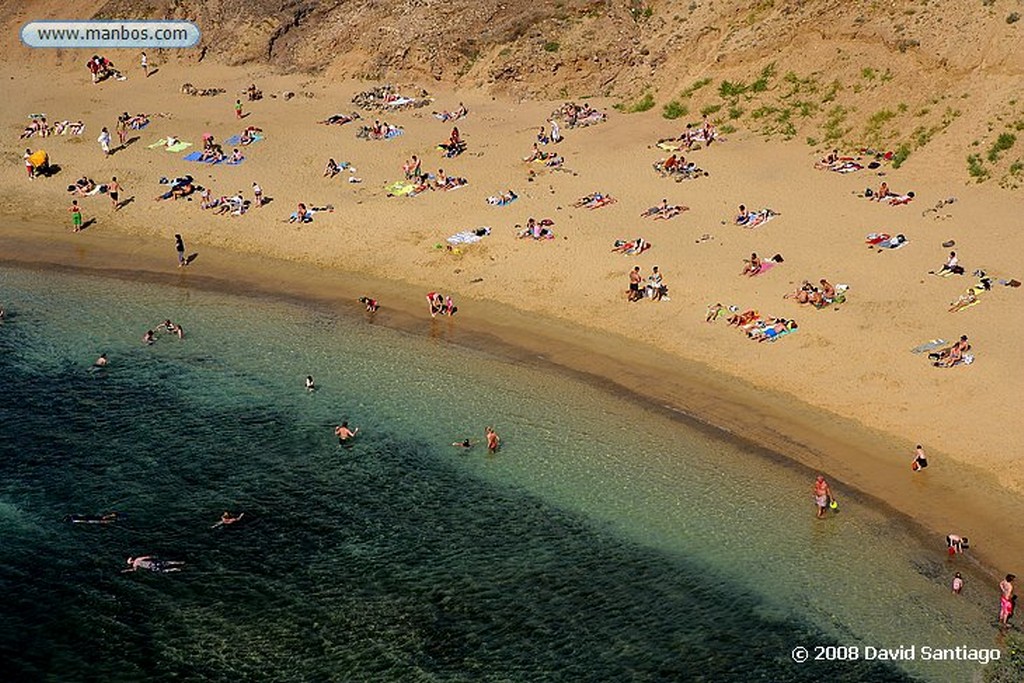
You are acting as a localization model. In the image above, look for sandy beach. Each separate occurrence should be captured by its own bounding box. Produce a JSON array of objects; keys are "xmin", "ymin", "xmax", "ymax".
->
[{"xmin": 3, "ymin": 47, "xmax": 1023, "ymax": 583}]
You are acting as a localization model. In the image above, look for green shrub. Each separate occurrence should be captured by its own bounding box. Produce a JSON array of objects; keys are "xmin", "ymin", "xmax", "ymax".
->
[
  {"xmin": 543, "ymin": 41, "xmax": 560, "ymax": 52},
  {"xmin": 892, "ymin": 144, "xmax": 911, "ymax": 169},
  {"xmin": 967, "ymin": 154, "xmax": 989, "ymax": 181},
  {"xmin": 681, "ymin": 77, "xmax": 712, "ymax": 98},
  {"xmin": 987, "ymin": 132, "xmax": 1016, "ymax": 162},
  {"xmin": 700, "ymin": 103, "xmax": 722, "ymax": 116},
  {"xmin": 719, "ymin": 80, "xmax": 747, "ymax": 98},
  {"xmin": 662, "ymin": 100, "xmax": 689, "ymax": 119}
]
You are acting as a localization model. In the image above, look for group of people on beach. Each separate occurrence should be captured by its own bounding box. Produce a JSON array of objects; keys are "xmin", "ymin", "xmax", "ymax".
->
[{"xmin": 627, "ymin": 265, "xmax": 668, "ymax": 302}]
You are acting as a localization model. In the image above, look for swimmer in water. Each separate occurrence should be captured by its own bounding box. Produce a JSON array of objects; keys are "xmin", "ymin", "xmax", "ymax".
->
[
  {"xmin": 123, "ymin": 556, "xmax": 186, "ymax": 573},
  {"xmin": 451, "ymin": 438, "xmax": 473, "ymax": 449},
  {"xmin": 952, "ymin": 572, "xmax": 964, "ymax": 594},
  {"xmin": 305, "ymin": 375, "xmax": 316, "ymax": 392},
  {"xmin": 212, "ymin": 511, "xmax": 245, "ymax": 528},
  {"xmin": 64, "ymin": 512, "xmax": 118, "ymax": 524},
  {"xmin": 335, "ymin": 421, "xmax": 359, "ymax": 444},
  {"xmin": 142, "ymin": 330, "xmax": 155, "ymax": 345},
  {"xmin": 93, "ymin": 353, "xmax": 108, "ymax": 368}
]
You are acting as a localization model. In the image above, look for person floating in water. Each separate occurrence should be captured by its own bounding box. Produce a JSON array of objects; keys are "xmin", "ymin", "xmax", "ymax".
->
[
  {"xmin": 64, "ymin": 512, "xmax": 118, "ymax": 524},
  {"xmin": 93, "ymin": 353, "xmax": 108, "ymax": 368},
  {"xmin": 335, "ymin": 421, "xmax": 359, "ymax": 444},
  {"xmin": 123, "ymin": 556, "xmax": 186, "ymax": 573},
  {"xmin": 451, "ymin": 438, "xmax": 473, "ymax": 449},
  {"xmin": 142, "ymin": 330, "xmax": 155, "ymax": 345},
  {"xmin": 212, "ymin": 511, "xmax": 245, "ymax": 528},
  {"xmin": 305, "ymin": 375, "xmax": 316, "ymax": 392}
]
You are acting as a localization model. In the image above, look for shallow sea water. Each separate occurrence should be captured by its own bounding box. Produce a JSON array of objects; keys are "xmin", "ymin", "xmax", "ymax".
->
[{"xmin": 0, "ymin": 265, "xmax": 1001, "ymax": 682}]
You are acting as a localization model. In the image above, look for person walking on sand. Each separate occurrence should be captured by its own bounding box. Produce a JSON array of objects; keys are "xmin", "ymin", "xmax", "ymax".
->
[
  {"xmin": 234, "ymin": 99, "xmax": 243, "ymax": 120},
  {"xmin": 813, "ymin": 475, "xmax": 833, "ymax": 518},
  {"xmin": 252, "ymin": 182, "xmax": 263, "ymax": 208},
  {"xmin": 952, "ymin": 572, "xmax": 964, "ymax": 594},
  {"xmin": 485, "ymin": 426, "xmax": 500, "ymax": 454},
  {"xmin": 24, "ymin": 148, "xmax": 35, "ymax": 179},
  {"xmin": 335, "ymin": 421, "xmax": 359, "ymax": 444},
  {"xmin": 116, "ymin": 114, "xmax": 128, "ymax": 147},
  {"xmin": 98, "ymin": 127, "xmax": 112, "ymax": 156},
  {"xmin": 140, "ymin": 51, "xmax": 148, "ymax": 77},
  {"xmin": 69, "ymin": 200, "xmax": 83, "ymax": 232},
  {"xmin": 174, "ymin": 234, "xmax": 186, "ymax": 267},
  {"xmin": 999, "ymin": 574, "xmax": 1016, "ymax": 627},
  {"xmin": 109, "ymin": 176, "xmax": 122, "ymax": 210}
]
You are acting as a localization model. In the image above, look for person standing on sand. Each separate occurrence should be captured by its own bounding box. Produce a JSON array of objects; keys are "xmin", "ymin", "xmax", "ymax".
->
[
  {"xmin": 813, "ymin": 475, "xmax": 832, "ymax": 518},
  {"xmin": 98, "ymin": 127, "xmax": 112, "ymax": 156},
  {"xmin": 485, "ymin": 427, "xmax": 500, "ymax": 454},
  {"xmin": 109, "ymin": 176, "xmax": 122, "ymax": 210},
  {"xmin": 174, "ymin": 234, "xmax": 186, "ymax": 267},
  {"xmin": 629, "ymin": 266, "xmax": 643, "ymax": 302},
  {"xmin": 140, "ymin": 51, "xmax": 148, "ymax": 77},
  {"xmin": 24, "ymin": 148, "xmax": 35, "ymax": 179},
  {"xmin": 69, "ymin": 200, "xmax": 83, "ymax": 232},
  {"xmin": 252, "ymin": 182, "xmax": 263, "ymax": 208},
  {"xmin": 999, "ymin": 574, "xmax": 1016, "ymax": 627},
  {"xmin": 235, "ymin": 99, "xmax": 243, "ymax": 120}
]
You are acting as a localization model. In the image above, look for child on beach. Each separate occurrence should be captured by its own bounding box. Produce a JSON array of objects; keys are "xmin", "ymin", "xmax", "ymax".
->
[
  {"xmin": 175, "ymin": 234, "xmax": 186, "ymax": 267},
  {"xmin": 252, "ymin": 182, "xmax": 263, "ymax": 208},
  {"xmin": 69, "ymin": 200, "xmax": 82, "ymax": 232},
  {"xmin": 952, "ymin": 572, "xmax": 964, "ymax": 594},
  {"xmin": 141, "ymin": 51, "xmax": 148, "ymax": 77},
  {"xmin": 97, "ymin": 126, "xmax": 112, "ymax": 154},
  {"xmin": 235, "ymin": 99, "xmax": 243, "ymax": 119},
  {"xmin": 912, "ymin": 445, "xmax": 928, "ymax": 471}
]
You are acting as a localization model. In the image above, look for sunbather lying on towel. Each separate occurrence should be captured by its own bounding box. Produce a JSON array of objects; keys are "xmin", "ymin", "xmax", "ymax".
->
[
  {"xmin": 67, "ymin": 176, "xmax": 97, "ymax": 195},
  {"xmin": 433, "ymin": 103, "xmax": 468, "ymax": 122},
  {"xmin": 888, "ymin": 192, "xmax": 915, "ymax": 206},
  {"xmin": 573, "ymin": 192, "xmax": 615, "ymax": 209},
  {"xmin": 735, "ymin": 205, "xmax": 777, "ymax": 228},
  {"xmin": 727, "ymin": 309, "xmax": 759, "ymax": 327},
  {"xmin": 55, "ymin": 120, "xmax": 86, "ymax": 135},
  {"xmin": 748, "ymin": 318, "xmax": 798, "ymax": 342},
  {"xmin": 641, "ymin": 199, "xmax": 688, "ymax": 219},
  {"xmin": 319, "ymin": 112, "xmax": 360, "ymax": 125},
  {"xmin": 486, "ymin": 190, "xmax": 518, "ymax": 206},
  {"xmin": 611, "ymin": 238, "xmax": 650, "ymax": 255},
  {"xmin": 154, "ymin": 181, "xmax": 195, "ymax": 201}
]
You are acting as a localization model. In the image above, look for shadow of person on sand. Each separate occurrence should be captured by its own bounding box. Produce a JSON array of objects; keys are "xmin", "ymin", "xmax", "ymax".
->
[
  {"xmin": 146, "ymin": 68, "xmax": 159, "ymax": 78},
  {"xmin": 77, "ymin": 218, "xmax": 96, "ymax": 232},
  {"xmin": 184, "ymin": 253, "xmax": 199, "ymax": 266}
]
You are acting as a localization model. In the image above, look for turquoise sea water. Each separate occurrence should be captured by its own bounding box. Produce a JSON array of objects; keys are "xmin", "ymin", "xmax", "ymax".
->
[{"xmin": 0, "ymin": 265, "xmax": 1001, "ymax": 682}]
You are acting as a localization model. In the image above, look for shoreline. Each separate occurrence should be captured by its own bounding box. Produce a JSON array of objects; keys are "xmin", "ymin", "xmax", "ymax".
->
[{"xmin": 4, "ymin": 218, "xmax": 1021, "ymax": 578}]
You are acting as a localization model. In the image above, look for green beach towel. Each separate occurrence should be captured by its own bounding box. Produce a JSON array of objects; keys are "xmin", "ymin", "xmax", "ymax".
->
[
  {"xmin": 148, "ymin": 139, "xmax": 193, "ymax": 152},
  {"xmin": 385, "ymin": 180, "xmax": 416, "ymax": 197}
]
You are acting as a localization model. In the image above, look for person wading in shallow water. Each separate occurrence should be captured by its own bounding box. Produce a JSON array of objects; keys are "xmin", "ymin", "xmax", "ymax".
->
[
  {"xmin": 485, "ymin": 426, "xmax": 500, "ymax": 454},
  {"xmin": 813, "ymin": 475, "xmax": 833, "ymax": 518}
]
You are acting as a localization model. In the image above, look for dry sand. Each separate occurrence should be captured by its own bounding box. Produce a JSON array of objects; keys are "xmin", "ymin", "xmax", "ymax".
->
[{"xmin": 2, "ymin": 57, "xmax": 1022, "ymax": 573}]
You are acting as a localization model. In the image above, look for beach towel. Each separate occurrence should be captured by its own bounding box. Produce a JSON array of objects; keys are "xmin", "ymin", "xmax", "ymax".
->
[
  {"xmin": 750, "ymin": 260, "xmax": 776, "ymax": 276},
  {"xmin": 446, "ymin": 227, "xmax": 491, "ymax": 245},
  {"xmin": 656, "ymin": 141, "xmax": 683, "ymax": 152},
  {"xmin": 385, "ymin": 180, "xmax": 418, "ymax": 197},
  {"xmin": 28, "ymin": 150, "xmax": 48, "ymax": 168},
  {"xmin": 738, "ymin": 210, "xmax": 776, "ymax": 229},
  {"xmin": 148, "ymin": 139, "xmax": 193, "ymax": 152},
  {"xmin": 225, "ymin": 133, "xmax": 264, "ymax": 146},
  {"xmin": 877, "ymin": 235, "xmax": 908, "ymax": 250},
  {"xmin": 865, "ymin": 232, "xmax": 891, "ymax": 245},
  {"xmin": 183, "ymin": 151, "xmax": 224, "ymax": 164},
  {"xmin": 487, "ymin": 194, "xmax": 517, "ymax": 206},
  {"xmin": 911, "ymin": 339, "xmax": 947, "ymax": 354}
]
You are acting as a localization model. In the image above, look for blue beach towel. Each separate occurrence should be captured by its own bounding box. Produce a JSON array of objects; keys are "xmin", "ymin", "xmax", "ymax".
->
[{"xmin": 225, "ymin": 133, "xmax": 264, "ymax": 146}]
